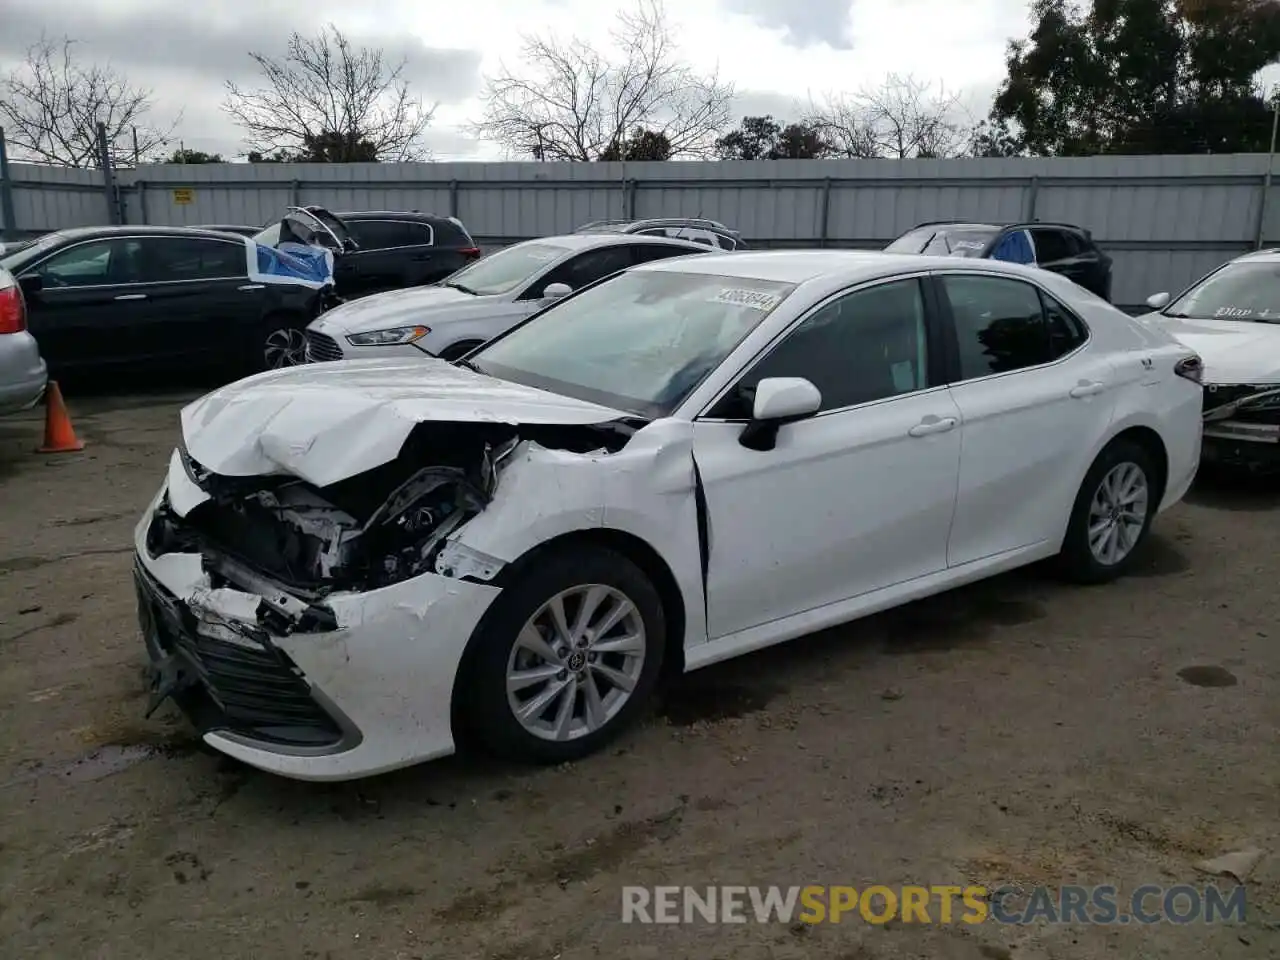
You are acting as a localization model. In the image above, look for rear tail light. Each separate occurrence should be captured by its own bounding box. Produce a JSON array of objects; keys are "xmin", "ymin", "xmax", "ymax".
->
[
  {"xmin": 460, "ymin": 247, "xmax": 481, "ymax": 258},
  {"xmin": 0, "ymin": 285, "xmax": 26, "ymax": 334},
  {"xmin": 1175, "ymin": 355, "xmax": 1204, "ymax": 384}
]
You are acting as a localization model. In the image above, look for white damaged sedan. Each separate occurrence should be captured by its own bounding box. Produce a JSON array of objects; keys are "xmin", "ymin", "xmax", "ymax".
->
[{"xmin": 135, "ymin": 251, "xmax": 1204, "ymax": 781}]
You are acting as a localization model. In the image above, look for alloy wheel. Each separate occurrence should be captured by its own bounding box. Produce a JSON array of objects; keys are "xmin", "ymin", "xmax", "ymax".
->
[
  {"xmin": 263, "ymin": 327, "xmax": 308, "ymax": 368},
  {"xmin": 1087, "ymin": 461, "xmax": 1149, "ymax": 566},
  {"xmin": 505, "ymin": 584, "xmax": 647, "ymax": 742}
]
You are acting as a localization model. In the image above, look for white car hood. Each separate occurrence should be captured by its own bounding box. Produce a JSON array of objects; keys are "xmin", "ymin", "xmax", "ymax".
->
[
  {"xmin": 179, "ymin": 358, "xmax": 630, "ymax": 487},
  {"xmin": 1141, "ymin": 312, "xmax": 1280, "ymax": 384},
  {"xmin": 311, "ymin": 284, "xmax": 524, "ymax": 335}
]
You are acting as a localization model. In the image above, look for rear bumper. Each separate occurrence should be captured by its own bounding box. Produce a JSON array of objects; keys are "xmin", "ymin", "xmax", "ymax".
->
[{"xmin": 0, "ymin": 334, "xmax": 47, "ymax": 415}]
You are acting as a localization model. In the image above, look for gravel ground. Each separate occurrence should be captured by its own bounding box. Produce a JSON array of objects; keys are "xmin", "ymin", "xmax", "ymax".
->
[{"xmin": 0, "ymin": 388, "xmax": 1277, "ymax": 960}]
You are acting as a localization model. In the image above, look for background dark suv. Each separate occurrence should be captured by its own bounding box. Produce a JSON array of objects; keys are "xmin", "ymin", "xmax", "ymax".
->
[
  {"xmin": 330, "ymin": 211, "xmax": 481, "ymax": 298},
  {"xmin": 885, "ymin": 220, "xmax": 1113, "ymax": 302}
]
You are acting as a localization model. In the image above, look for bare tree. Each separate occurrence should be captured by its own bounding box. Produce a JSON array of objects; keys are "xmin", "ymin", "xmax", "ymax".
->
[
  {"xmin": 0, "ymin": 35, "xmax": 174, "ymax": 167},
  {"xmin": 806, "ymin": 74, "xmax": 970, "ymax": 159},
  {"xmin": 223, "ymin": 25, "xmax": 436, "ymax": 162},
  {"xmin": 472, "ymin": 0, "xmax": 734, "ymax": 160}
]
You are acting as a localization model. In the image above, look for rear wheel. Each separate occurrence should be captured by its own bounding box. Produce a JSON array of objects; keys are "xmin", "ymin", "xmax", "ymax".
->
[
  {"xmin": 459, "ymin": 545, "xmax": 665, "ymax": 764},
  {"xmin": 1057, "ymin": 439, "xmax": 1159, "ymax": 583},
  {"xmin": 257, "ymin": 315, "xmax": 309, "ymax": 371}
]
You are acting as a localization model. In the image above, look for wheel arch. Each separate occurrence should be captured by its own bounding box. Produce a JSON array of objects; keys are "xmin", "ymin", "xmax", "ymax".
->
[
  {"xmin": 448, "ymin": 527, "xmax": 689, "ymax": 744},
  {"xmin": 1056, "ymin": 422, "xmax": 1170, "ymax": 552}
]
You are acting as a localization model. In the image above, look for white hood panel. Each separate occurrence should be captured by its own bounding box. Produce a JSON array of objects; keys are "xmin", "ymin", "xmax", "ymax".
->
[
  {"xmin": 1147, "ymin": 313, "xmax": 1280, "ymax": 384},
  {"xmin": 311, "ymin": 285, "xmax": 521, "ymax": 335},
  {"xmin": 179, "ymin": 358, "xmax": 630, "ymax": 487}
]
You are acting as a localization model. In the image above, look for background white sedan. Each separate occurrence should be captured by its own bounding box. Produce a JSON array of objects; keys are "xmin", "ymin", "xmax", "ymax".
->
[
  {"xmin": 303, "ymin": 232, "xmax": 710, "ymax": 363},
  {"xmin": 136, "ymin": 250, "xmax": 1204, "ymax": 780}
]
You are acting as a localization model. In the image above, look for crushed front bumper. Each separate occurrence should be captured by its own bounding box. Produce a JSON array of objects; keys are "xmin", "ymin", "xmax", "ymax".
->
[
  {"xmin": 1201, "ymin": 425, "xmax": 1280, "ymax": 471},
  {"xmin": 134, "ymin": 487, "xmax": 503, "ymax": 781}
]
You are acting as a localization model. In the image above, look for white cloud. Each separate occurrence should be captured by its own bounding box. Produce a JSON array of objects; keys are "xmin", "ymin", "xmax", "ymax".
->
[{"xmin": 0, "ymin": 0, "xmax": 1034, "ymax": 161}]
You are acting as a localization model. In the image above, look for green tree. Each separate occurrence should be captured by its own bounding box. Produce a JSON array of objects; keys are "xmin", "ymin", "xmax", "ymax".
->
[
  {"xmin": 167, "ymin": 148, "xmax": 224, "ymax": 163},
  {"xmin": 714, "ymin": 115, "xmax": 833, "ymax": 159},
  {"xmin": 597, "ymin": 127, "xmax": 674, "ymax": 160},
  {"xmin": 981, "ymin": 0, "xmax": 1280, "ymax": 156}
]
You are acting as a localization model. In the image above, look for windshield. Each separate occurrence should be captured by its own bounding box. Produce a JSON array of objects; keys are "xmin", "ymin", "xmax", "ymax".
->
[
  {"xmin": 469, "ymin": 269, "xmax": 797, "ymax": 417},
  {"xmin": 442, "ymin": 241, "xmax": 569, "ymax": 296},
  {"xmin": 885, "ymin": 226, "xmax": 996, "ymax": 258},
  {"xmin": 0, "ymin": 232, "xmax": 65, "ymax": 273},
  {"xmin": 1165, "ymin": 261, "xmax": 1280, "ymax": 322}
]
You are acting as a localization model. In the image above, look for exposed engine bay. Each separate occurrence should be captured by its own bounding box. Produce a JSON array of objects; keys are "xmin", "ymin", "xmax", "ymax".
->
[{"xmin": 146, "ymin": 419, "xmax": 643, "ymax": 599}]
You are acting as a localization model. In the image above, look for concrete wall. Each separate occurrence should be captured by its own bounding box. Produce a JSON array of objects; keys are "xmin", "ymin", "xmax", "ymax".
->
[{"xmin": 3, "ymin": 153, "xmax": 1278, "ymax": 309}]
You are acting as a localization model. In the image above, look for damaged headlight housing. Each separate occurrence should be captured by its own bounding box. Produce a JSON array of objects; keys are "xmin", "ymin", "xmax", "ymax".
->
[{"xmin": 346, "ymin": 325, "xmax": 430, "ymax": 346}]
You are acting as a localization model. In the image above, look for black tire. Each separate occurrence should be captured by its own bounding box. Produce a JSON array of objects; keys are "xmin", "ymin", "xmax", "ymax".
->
[
  {"xmin": 1056, "ymin": 438, "xmax": 1160, "ymax": 584},
  {"xmin": 438, "ymin": 340, "xmax": 485, "ymax": 362},
  {"xmin": 255, "ymin": 314, "xmax": 309, "ymax": 372},
  {"xmin": 459, "ymin": 545, "xmax": 666, "ymax": 764}
]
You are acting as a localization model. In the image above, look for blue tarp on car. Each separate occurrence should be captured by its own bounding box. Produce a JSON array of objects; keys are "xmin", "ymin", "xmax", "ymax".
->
[
  {"xmin": 989, "ymin": 230, "xmax": 1035, "ymax": 265},
  {"xmin": 250, "ymin": 242, "xmax": 335, "ymax": 288}
]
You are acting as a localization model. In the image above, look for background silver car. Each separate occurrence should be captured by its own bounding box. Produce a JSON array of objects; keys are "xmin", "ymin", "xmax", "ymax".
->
[
  {"xmin": 0, "ymin": 265, "xmax": 47, "ymax": 415},
  {"xmin": 303, "ymin": 233, "xmax": 712, "ymax": 363}
]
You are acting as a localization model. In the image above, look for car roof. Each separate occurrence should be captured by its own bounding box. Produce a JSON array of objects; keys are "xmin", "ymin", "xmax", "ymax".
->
[
  {"xmin": 36, "ymin": 225, "xmax": 249, "ymax": 243},
  {"xmin": 907, "ymin": 220, "xmax": 1089, "ymax": 234},
  {"xmin": 633, "ymin": 249, "xmax": 1065, "ymax": 285},
  {"xmin": 518, "ymin": 233, "xmax": 710, "ymax": 253},
  {"xmin": 1232, "ymin": 248, "xmax": 1280, "ymax": 264},
  {"xmin": 331, "ymin": 210, "xmax": 455, "ymax": 223}
]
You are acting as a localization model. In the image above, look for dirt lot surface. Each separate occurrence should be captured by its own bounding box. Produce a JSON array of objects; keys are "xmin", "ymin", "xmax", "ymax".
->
[{"xmin": 0, "ymin": 387, "xmax": 1277, "ymax": 960}]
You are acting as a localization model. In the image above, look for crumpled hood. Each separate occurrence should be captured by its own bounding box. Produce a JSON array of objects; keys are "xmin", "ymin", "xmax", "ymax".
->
[
  {"xmin": 1141, "ymin": 312, "xmax": 1280, "ymax": 384},
  {"xmin": 179, "ymin": 358, "xmax": 630, "ymax": 487},
  {"xmin": 310, "ymin": 284, "xmax": 521, "ymax": 335}
]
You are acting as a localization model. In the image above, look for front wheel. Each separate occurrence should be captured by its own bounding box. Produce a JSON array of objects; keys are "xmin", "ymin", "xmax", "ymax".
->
[
  {"xmin": 438, "ymin": 340, "xmax": 485, "ymax": 362},
  {"xmin": 258, "ymin": 316, "xmax": 309, "ymax": 371},
  {"xmin": 1057, "ymin": 439, "xmax": 1159, "ymax": 584},
  {"xmin": 460, "ymin": 546, "xmax": 666, "ymax": 763}
]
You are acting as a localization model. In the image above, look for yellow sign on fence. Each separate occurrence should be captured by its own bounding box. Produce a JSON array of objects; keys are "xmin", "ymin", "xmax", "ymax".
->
[{"xmin": 171, "ymin": 188, "xmax": 194, "ymax": 205}]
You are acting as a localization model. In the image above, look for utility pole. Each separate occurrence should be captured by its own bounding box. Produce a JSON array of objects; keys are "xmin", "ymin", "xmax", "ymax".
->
[{"xmin": 1260, "ymin": 93, "xmax": 1279, "ymax": 250}]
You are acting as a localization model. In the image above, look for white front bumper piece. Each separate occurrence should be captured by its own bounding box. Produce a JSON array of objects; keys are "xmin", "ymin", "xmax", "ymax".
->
[{"xmin": 133, "ymin": 484, "xmax": 503, "ymax": 781}]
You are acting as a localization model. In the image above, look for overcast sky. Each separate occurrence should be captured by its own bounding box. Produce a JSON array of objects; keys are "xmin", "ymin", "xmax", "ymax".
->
[{"xmin": 0, "ymin": 0, "xmax": 1035, "ymax": 161}]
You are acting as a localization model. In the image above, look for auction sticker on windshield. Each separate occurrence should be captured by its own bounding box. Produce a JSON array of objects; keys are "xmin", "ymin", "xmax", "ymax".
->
[{"xmin": 713, "ymin": 288, "xmax": 783, "ymax": 311}]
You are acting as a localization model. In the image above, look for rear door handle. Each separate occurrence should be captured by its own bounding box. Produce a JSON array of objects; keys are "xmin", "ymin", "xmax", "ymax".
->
[
  {"xmin": 1070, "ymin": 381, "xmax": 1106, "ymax": 398},
  {"xmin": 238, "ymin": 283, "xmax": 265, "ymax": 291},
  {"xmin": 114, "ymin": 293, "xmax": 147, "ymax": 301},
  {"xmin": 908, "ymin": 416, "xmax": 958, "ymax": 437}
]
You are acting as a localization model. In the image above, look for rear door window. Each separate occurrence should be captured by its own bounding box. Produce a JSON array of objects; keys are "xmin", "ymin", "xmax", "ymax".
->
[
  {"xmin": 401, "ymin": 222, "xmax": 436, "ymax": 247},
  {"xmin": 142, "ymin": 238, "xmax": 246, "ymax": 282},
  {"xmin": 629, "ymin": 242, "xmax": 708, "ymax": 265},
  {"xmin": 1030, "ymin": 229, "xmax": 1079, "ymax": 264},
  {"xmin": 347, "ymin": 220, "xmax": 412, "ymax": 250},
  {"xmin": 938, "ymin": 274, "xmax": 1054, "ymax": 379}
]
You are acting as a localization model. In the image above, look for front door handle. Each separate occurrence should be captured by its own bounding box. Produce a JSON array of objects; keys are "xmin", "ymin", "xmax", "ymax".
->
[
  {"xmin": 114, "ymin": 293, "xmax": 147, "ymax": 301},
  {"xmin": 908, "ymin": 416, "xmax": 958, "ymax": 437},
  {"xmin": 1070, "ymin": 381, "xmax": 1106, "ymax": 398},
  {"xmin": 238, "ymin": 283, "xmax": 265, "ymax": 291}
]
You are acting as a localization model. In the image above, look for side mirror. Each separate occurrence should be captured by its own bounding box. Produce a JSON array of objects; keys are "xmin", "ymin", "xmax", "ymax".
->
[
  {"xmin": 738, "ymin": 377, "xmax": 822, "ymax": 451},
  {"xmin": 1146, "ymin": 292, "xmax": 1171, "ymax": 310},
  {"xmin": 542, "ymin": 282, "xmax": 573, "ymax": 301},
  {"xmin": 17, "ymin": 274, "xmax": 42, "ymax": 299}
]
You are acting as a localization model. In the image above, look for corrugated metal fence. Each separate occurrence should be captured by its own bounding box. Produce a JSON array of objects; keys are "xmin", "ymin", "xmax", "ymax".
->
[{"xmin": 2, "ymin": 145, "xmax": 1278, "ymax": 311}]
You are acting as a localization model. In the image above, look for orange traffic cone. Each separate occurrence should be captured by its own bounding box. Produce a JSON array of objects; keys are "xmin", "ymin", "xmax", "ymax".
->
[{"xmin": 37, "ymin": 381, "xmax": 85, "ymax": 454}]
